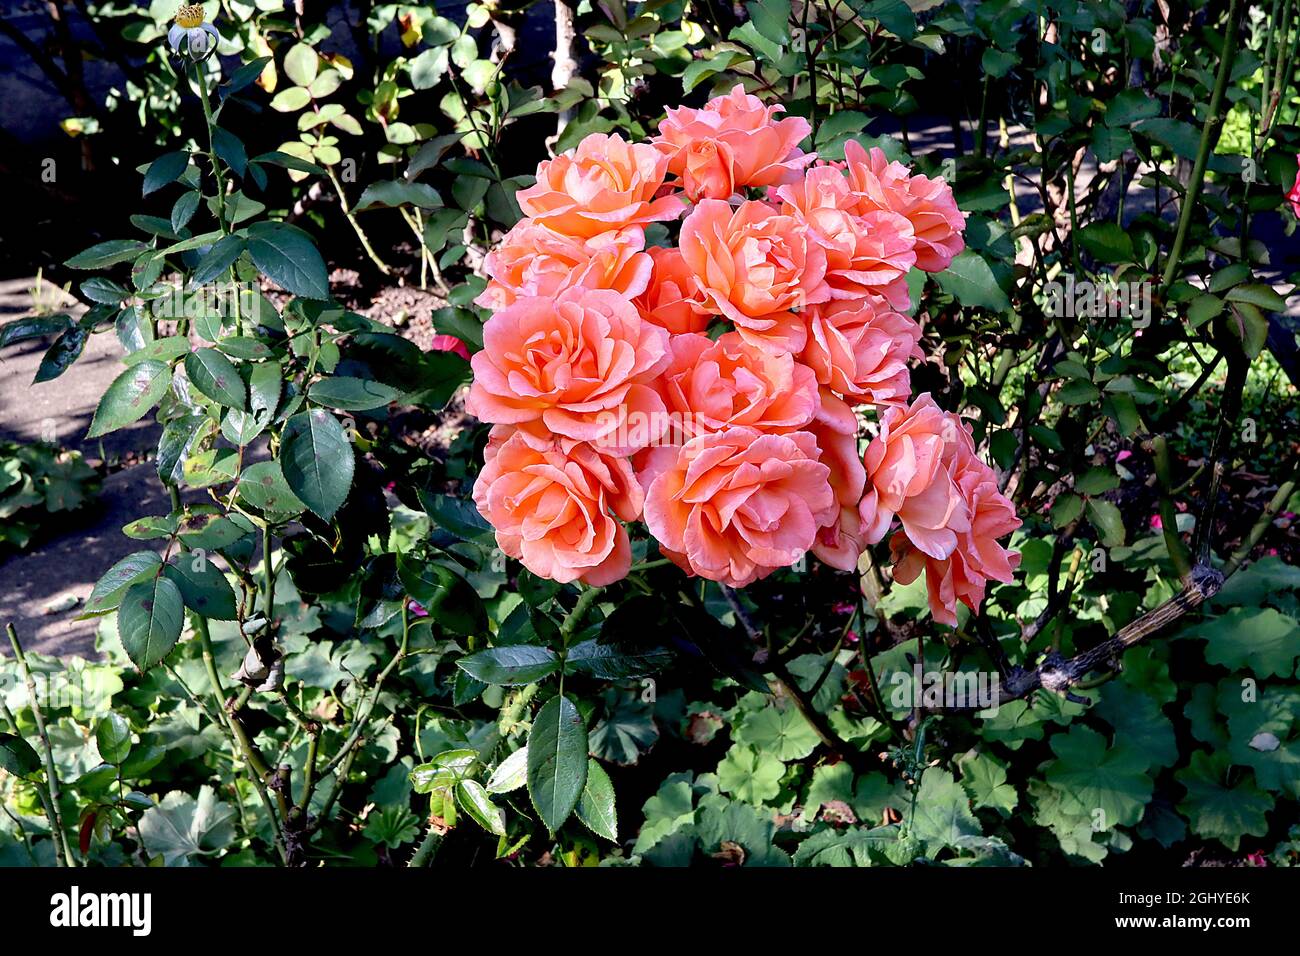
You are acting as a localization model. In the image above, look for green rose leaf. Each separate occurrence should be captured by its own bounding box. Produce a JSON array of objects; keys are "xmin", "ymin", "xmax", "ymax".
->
[
  {"xmin": 457, "ymin": 646, "xmax": 560, "ymax": 686},
  {"xmin": 88, "ymin": 360, "xmax": 173, "ymax": 438},
  {"xmin": 185, "ymin": 347, "xmax": 248, "ymax": 410},
  {"xmin": 245, "ymin": 222, "xmax": 330, "ymax": 300},
  {"xmin": 142, "ymin": 150, "xmax": 189, "ymax": 196},
  {"xmin": 455, "ymin": 779, "xmax": 506, "ymax": 836},
  {"xmin": 576, "ymin": 759, "xmax": 618, "ymax": 841},
  {"xmin": 83, "ymin": 550, "xmax": 163, "ymax": 616},
  {"xmin": 118, "ymin": 575, "xmax": 185, "ymax": 672},
  {"xmin": 0, "ymin": 733, "xmax": 42, "ymax": 779},
  {"xmin": 280, "ymin": 409, "xmax": 354, "ymax": 521},
  {"xmin": 526, "ymin": 694, "xmax": 588, "ymax": 832},
  {"xmin": 162, "ymin": 559, "xmax": 238, "ymax": 620}
]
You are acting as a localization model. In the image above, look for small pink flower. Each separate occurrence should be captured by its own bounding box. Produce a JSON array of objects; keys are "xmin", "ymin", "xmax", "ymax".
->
[
  {"xmin": 408, "ymin": 600, "xmax": 429, "ymax": 617},
  {"xmin": 1149, "ymin": 514, "xmax": 1163, "ymax": 530},
  {"xmin": 429, "ymin": 334, "xmax": 470, "ymax": 360},
  {"xmin": 1116, "ymin": 449, "xmax": 1132, "ymax": 462},
  {"xmin": 1287, "ymin": 154, "xmax": 1300, "ymax": 218}
]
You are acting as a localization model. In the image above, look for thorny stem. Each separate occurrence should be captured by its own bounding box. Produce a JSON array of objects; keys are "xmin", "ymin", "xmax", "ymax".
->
[
  {"xmin": 721, "ymin": 586, "xmax": 871, "ymax": 772},
  {"xmin": 408, "ymin": 825, "xmax": 444, "ymax": 867},
  {"xmin": 318, "ymin": 603, "xmax": 411, "ymax": 780},
  {"xmin": 326, "ymin": 166, "xmax": 393, "ymax": 275},
  {"xmin": 0, "ymin": 687, "xmax": 65, "ymax": 866},
  {"xmin": 1159, "ymin": 0, "xmax": 1242, "ymax": 292},
  {"xmin": 559, "ymin": 586, "xmax": 602, "ymax": 646},
  {"xmin": 5, "ymin": 624, "xmax": 75, "ymax": 867}
]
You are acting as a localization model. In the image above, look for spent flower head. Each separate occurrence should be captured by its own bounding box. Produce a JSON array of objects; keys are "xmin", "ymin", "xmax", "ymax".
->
[{"xmin": 168, "ymin": 4, "xmax": 219, "ymax": 62}]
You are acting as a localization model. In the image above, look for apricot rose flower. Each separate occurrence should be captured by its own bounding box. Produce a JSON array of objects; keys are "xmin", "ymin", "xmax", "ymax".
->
[
  {"xmin": 655, "ymin": 84, "xmax": 815, "ymax": 202},
  {"xmin": 516, "ymin": 133, "xmax": 685, "ymax": 238},
  {"xmin": 642, "ymin": 427, "xmax": 834, "ymax": 587},
  {"xmin": 801, "ymin": 295, "xmax": 922, "ymax": 406},
  {"xmin": 473, "ymin": 423, "xmax": 643, "ymax": 586},
  {"xmin": 678, "ymin": 198, "xmax": 829, "ymax": 352},
  {"xmin": 465, "ymin": 287, "xmax": 670, "ymax": 451},
  {"xmin": 842, "ymin": 141, "xmax": 966, "ymax": 273},
  {"xmin": 652, "ymin": 331, "xmax": 820, "ymax": 440},
  {"xmin": 475, "ymin": 222, "xmax": 652, "ymax": 311}
]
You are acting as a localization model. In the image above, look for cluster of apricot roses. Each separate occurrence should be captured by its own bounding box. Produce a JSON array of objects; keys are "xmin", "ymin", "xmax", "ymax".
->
[{"xmin": 466, "ymin": 86, "xmax": 1019, "ymax": 625}]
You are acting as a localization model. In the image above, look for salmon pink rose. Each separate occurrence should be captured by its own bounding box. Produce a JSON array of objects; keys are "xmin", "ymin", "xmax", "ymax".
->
[
  {"xmin": 802, "ymin": 295, "xmax": 921, "ymax": 406},
  {"xmin": 642, "ymin": 426, "xmax": 835, "ymax": 586},
  {"xmin": 475, "ymin": 222, "xmax": 652, "ymax": 310},
  {"xmin": 655, "ymin": 84, "xmax": 814, "ymax": 201},
  {"xmin": 473, "ymin": 422, "xmax": 642, "ymax": 586},
  {"xmin": 778, "ymin": 165, "xmax": 917, "ymax": 310},
  {"xmin": 808, "ymin": 390, "xmax": 868, "ymax": 572},
  {"xmin": 633, "ymin": 246, "xmax": 711, "ymax": 335},
  {"xmin": 679, "ymin": 198, "xmax": 829, "ymax": 352},
  {"xmin": 842, "ymin": 141, "xmax": 966, "ymax": 273},
  {"xmin": 890, "ymin": 453, "xmax": 1020, "ymax": 626},
  {"xmin": 652, "ymin": 331, "xmax": 820, "ymax": 440},
  {"xmin": 517, "ymin": 133, "xmax": 685, "ymax": 239},
  {"xmin": 858, "ymin": 393, "xmax": 972, "ymax": 560},
  {"xmin": 466, "ymin": 287, "xmax": 670, "ymax": 452}
]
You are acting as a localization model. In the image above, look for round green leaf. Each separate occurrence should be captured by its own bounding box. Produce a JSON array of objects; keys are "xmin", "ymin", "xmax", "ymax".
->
[
  {"xmin": 95, "ymin": 713, "xmax": 133, "ymax": 765},
  {"xmin": 283, "ymin": 43, "xmax": 319, "ymax": 87}
]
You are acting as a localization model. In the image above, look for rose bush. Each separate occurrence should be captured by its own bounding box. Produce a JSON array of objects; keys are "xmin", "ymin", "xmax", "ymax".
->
[{"xmin": 471, "ymin": 90, "xmax": 1019, "ymax": 626}]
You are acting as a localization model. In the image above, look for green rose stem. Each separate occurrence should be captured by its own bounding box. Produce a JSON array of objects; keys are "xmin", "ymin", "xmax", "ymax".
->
[
  {"xmin": 190, "ymin": 61, "xmax": 245, "ymax": 332},
  {"xmin": 407, "ymin": 825, "xmax": 443, "ymax": 867},
  {"xmin": 4, "ymin": 624, "xmax": 75, "ymax": 866},
  {"xmin": 1225, "ymin": 480, "xmax": 1297, "ymax": 577},
  {"xmin": 1151, "ymin": 435, "xmax": 1193, "ymax": 579},
  {"xmin": 1159, "ymin": 0, "xmax": 1242, "ymax": 293},
  {"xmin": 326, "ymin": 165, "xmax": 394, "ymax": 276},
  {"xmin": 167, "ymin": 486, "xmax": 288, "ymax": 864},
  {"xmin": 0, "ymin": 665, "xmax": 68, "ymax": 866},
  {"xmin": 317, "ymin": 602, "xmax": 411, "ymax": 781},
  {"xmin": 720, "ymin": 586, "xmax": 871, "ymax": 774}
]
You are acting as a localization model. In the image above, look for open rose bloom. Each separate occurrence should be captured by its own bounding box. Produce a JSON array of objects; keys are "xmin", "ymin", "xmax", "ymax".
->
[{"xmin": 468, "ymin": 85, "xmax": 1018, "ymax": 625}]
